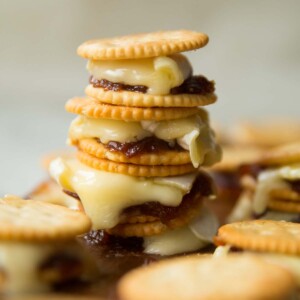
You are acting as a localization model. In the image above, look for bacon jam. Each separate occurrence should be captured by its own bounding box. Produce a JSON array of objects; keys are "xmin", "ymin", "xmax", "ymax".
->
[
  {"xmin": 102, "ymin": 137, "xmax": 183, "ymax": 158},
  {"xmin": 89, "ymin": 75, "xmax": 215, "ymax": 95}
]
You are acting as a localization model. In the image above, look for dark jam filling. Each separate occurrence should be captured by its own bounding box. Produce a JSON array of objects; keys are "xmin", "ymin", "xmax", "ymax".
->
[
  {"xmin": 39, "ymin": 253, "xmax": 83, "ymax": 284},
  {"xmin": 238, "ymin": 163, "xmax": 267, "ymax": 180},
  {"xmin": 102, "ymin": 136, "xmax": 183, "ymax": 158},
  {"xmin": 83, "ymin": 230, "xmax": 144, "ymax": 253},
  {"xmin": 170, "ymin": 75, "xmax": 215, "ymax": 95},
  {"xmin": 90, "ymin": 77, "xmax": 148, "ymax": 93},
  {"xmin": 121, "ymin": 172, "xmax": 214, "ymax": 225},
  {"xmin": 286, "ymin": 179, "xmax": 300, "ymax": 193},
  {"xmin": 89, "ymin": 75, "xmax": 215, "ymax": 95},
  {"xmin": 63, "ymin": 189, "xmax": 81, "ymax": 200}
]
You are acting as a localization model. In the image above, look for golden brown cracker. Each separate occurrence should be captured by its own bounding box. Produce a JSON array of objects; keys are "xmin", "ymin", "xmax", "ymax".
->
[
  {"xmin": 85, "ymin": 85, "xmax": 217, "ymax": 108},
  {"xmin": 270, "ymin": 188, "xmax": 300, "ymax": 202},
  {"xmin": 66, "ymin": 97, "xmax": 199, "ymax": 121},
  {"xmin": 119, "ymin": 215, "xmax": 159, "ymax": 225},
  {"xmin": 0, "ymin": 195, "xmax": 91, "ymax": 241},
  {"xmin": 77, "ymin": 30, "xmax": 208, "ymax": 60},
  {"xmin": 108, "ymin": 197, "xmax": 204, "ymax": 237},
  {"xmin": 117, "ymin": 254, "xmax": 296, "ymax": 300},
  {"xmin": 260, "ymin": 142, "xmax": 300, "ymax": 166},
  {"xmin": 77, "ymin": 151, "xmax": 195, "ymax": 177},
  {"xmin": 76, "ymin": 138, "xmax": 191, "ymax": 166},
  {"xmin": 107, "ymin": 221, "xmax": 166, "ymax": 237},
  {"xmin": 268, "ymin": 199, "xmax": 300, "ymax": 213},
  {"xmin": 216, "ymin": 220, "xmax": 300, "ymax": 255}
]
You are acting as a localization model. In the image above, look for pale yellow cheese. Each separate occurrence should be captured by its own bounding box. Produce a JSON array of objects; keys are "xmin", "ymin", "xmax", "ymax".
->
[
  {"xmin": 0, "ymin": 243, "xmax": 53, "ymax": 293},
  {"xmin": 69, "ymin": 114, "xmax": 221, "ymax": 168},
  {"xmin": 69, "ymin": 116, "xmax": 151, "ymax": 144},
  {"xmin": 50, "ymin": 158, "xmax": 197, "ymax": 230},
  {"xmin": 87, "ymin": 54, "xmax": 192, "ymax": 95},
  {"xmin": 253, "ymin": 169, "xmax": 292, "ymax": 215},
  {"xmin": 143, "ymin": 225, "xmax": 208, "ymax": 256}
]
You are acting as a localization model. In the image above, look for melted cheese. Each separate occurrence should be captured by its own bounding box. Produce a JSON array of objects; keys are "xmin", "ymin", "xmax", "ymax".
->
[
  {"xmin": 69, "ymin": 116, "xmax": 151, "ymax": 144},
  {"xmin": 189, "ymin": 205, "xmax": 219, "ymax": 241},
  {"xmin": 253, "ymin": 169, "xmax": 291, "ymax": 215},
  {"xmin": 213, "ymin": 245, "xmax": 231, "ymax": 258},
  {"xmin": 50, "ymin": 158, "xmax": 197, "ymax": 229},
  {"xmin": 0, "ymin": 243, "xmax": 53, "ymax": 293},
  {"xmin": 87, "ymin": 54, "xmax": 192, "ymax": 95},
  {"xmin": 69, "ymin": 114, "xmax": 221, "ymax": 168},
  {"xmin": 143, "ymin": 225, "xmax": 208, "ymax": 256}
]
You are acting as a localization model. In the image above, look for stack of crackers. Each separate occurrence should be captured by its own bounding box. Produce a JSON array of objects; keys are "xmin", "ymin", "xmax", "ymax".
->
[{"xmin": 50, "ymin": 30, "xmax": 222, "ymax": 259}]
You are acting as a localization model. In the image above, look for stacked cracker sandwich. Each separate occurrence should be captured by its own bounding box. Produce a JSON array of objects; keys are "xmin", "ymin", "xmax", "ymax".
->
[{"xmin": 50, "ymin": 30, "xmax": 221, "ymax": 258}]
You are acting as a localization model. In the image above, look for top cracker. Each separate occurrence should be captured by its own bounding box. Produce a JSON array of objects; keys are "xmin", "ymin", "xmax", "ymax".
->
[{"xmin": 77, "ymin": 30, "xmax": 208, "ymax": 60}]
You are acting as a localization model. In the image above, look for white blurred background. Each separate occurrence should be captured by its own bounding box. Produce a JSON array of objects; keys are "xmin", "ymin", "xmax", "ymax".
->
[{"xmin": 0, "ymin": 0, "xmax": 299, "ymax": 195}]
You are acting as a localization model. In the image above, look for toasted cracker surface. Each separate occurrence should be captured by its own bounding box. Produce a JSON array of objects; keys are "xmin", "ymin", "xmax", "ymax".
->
[
  {"xmin": 76, "ymin": 138, "xmax": 191, "ymax": 166},
  {"xmin": 77, "ymin": 30, "xmax": 208, "ymax": 60},
  {"xmin": 77, "ymin": 151, "xmax": 195, "ymax": 177},
  {"xmin": 66, "ymin": 97, "xmax": 199, "ymax": 121},
  {"xmin": 260, "ymin": 142, "xmax": 300, "ymax": 166},
  {"xmin": 85, "ymin": 85, "xmax": 217, "ymax": 107},
  {"xmin": 216, "ymin": 220, "xmax": 300, "ymax": 255},
  {"xmin": 268, "ymin": 199, "xmax": 300, "ymax": 213},
  {"xmin": 0, "ymin": 195, "xmax": 91, "ymax": 241},
  {"xmin": 270, "ymin": 188, "xmax": 300, "ymax": 202},
  {"xmin": 117, "ymin": 254, "xmax": 296, "ymax": 300},
  {"xmin": 107, "ymin": 196, "xmax": 204, "ymax": 237}
]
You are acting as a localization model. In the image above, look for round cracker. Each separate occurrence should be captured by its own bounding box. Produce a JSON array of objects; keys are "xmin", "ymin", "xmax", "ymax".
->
[
  {"xmin": 107, "ymin": 195, "xmax": 204, "ymax": 237},
  {"xmin": 117, "ymin": 254, "xmax": 296, "ymax": 300},
  {"xmin": 85, "ymin": 85, "xmax": 217, "ymax": 108},
  {"xmin": 260, "ymin": 142, "xmax": 300, "ymax": 166},
  {"xmin": 76, "ymin": 138, "xmax": 191, "ymax": 166},
  {"xmin": 77, "ymin": 30, "xmax": 208, "ymax": 60},
  {"xmin": 66, "ymin": 97, "xmax": 199, "ymax": 121},
  {"xmin": 0, "ymin": 195, "xmax": 91, "ymax": 242},
  {"xmin": 270, "ymin": 188, "xmax": 300, "ymax": 202},
  {"xmin": 268, "ymin": 199, "xmax": 300, "ymax": 213},
  {"xmin": 216, "ymin": 220, "xmax": 300, "ymax": 255},
  {"xmin": 118, "ymin": 215, "xmax": 159, "ymax": 225},
  {"xmin": 77, "ymin": 151, "xmax": 195, "ymax": 177}
]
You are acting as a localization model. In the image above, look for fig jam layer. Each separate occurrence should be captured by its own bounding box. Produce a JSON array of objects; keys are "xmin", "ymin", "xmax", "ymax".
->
[
  {"xmin": 102, "ymin": 137, "xmax": 184, "ymax": 158},
  {"xmin": 120, "ymin": 172, "xmax": 214, "ymax": 225},
  {"xmin": 89, "ymin": 75, "xmax": 215, "ymax": 95}
]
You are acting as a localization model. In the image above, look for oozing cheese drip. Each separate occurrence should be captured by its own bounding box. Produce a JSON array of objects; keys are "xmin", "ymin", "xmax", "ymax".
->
[
  {"xmin": 87, "ymin": 54, "xmax": 192, "ymax": 95},
  {"xmin": 228, "ymin": 165, "xmax": 300, "ymax": 223},
  {"xmin": 143, "ymin": 225, "xmax": 208, "ymax": 256},
  {"xmin": 144, "ymin": 206, "xmax": 218, "ymax": 255},
  {"xmin": 0, "ymin": 243, "xmax": 54, "ymax": 293},
  {"xmin": 50, "ymin": 158, "xmax": 197, "ymax": 229},
  {"xmin": 69, "ymin": 114, "xmax": 221, "ymax": 168}
]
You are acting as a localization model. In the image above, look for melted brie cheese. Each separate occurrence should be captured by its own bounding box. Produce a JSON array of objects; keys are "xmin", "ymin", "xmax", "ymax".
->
[
  {"xmin": 69, "ymin": 114, "xmax": 221, "ymax": 168},
  {"xmin": 50, "ymin": 158, "xmax": 197, "ymax": 229},
  {"xmin": 253, "ymin": 169, "xmax": 291, "ymax": 215},
  {"xmin": 87, "ymin": 54, "xmax": 192, "ymax": 95},
  {"xmin": 143, "ymin": 225, "xmax": 208, "ymax": 256},
  {"xmin": 0, "ymin": 243, "xmax": 53, "ymax": 293}
]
